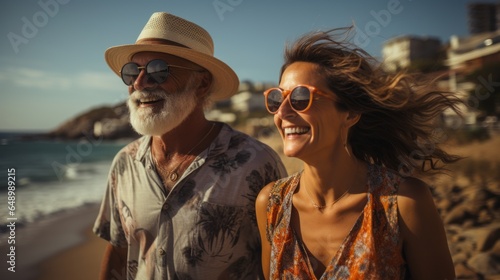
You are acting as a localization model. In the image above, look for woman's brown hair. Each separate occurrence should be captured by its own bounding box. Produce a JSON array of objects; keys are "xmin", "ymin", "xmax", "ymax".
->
[{"xmin": 280, "ymin": 27, "xmax": 463, "ymax": 176}]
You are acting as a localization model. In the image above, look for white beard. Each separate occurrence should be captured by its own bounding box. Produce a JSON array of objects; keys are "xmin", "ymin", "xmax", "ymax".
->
[{"xmin": 127, "ymin": 82, "xmax": 198, "ymax": 136}]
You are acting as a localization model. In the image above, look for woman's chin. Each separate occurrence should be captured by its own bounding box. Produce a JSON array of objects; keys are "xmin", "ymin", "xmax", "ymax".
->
[{"xmin": 283, "ymin": 147, "xmax": 303, "ymax": 159}]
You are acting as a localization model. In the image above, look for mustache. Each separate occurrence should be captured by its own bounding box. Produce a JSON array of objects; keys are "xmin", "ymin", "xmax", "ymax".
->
[{"xmin": 129, "ymin": 89, "xmax": 168, "ymax": 100}]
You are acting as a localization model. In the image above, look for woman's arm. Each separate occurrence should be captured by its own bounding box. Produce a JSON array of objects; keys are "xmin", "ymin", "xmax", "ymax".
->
[
  {"xmin": 256, "ymin": 182, "xmax": 274, "ymax": 280},
  {"xmin": 398, "ymin": 177, "xmax": 455, "ymax": 280}
]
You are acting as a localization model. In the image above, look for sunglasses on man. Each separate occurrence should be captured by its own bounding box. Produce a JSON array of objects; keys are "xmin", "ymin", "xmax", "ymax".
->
[
  {"xmin": 120, "ymin": 59, "xmax": 203, "ymax": 86},
  {"xmin": 263, "ymin": 85, "xmax": 335, "ymax": 114}
]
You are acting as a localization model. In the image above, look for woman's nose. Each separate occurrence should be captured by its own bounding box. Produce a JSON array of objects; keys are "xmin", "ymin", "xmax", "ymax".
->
[{"xmin": 275, "ymin": 96, "xmax": 296, "ymax": 119}]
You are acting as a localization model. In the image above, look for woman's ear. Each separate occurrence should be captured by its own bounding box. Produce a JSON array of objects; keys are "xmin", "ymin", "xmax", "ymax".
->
[{"xmin": 345, "ymin": 111, "xmax": 361, "ymax": 129}]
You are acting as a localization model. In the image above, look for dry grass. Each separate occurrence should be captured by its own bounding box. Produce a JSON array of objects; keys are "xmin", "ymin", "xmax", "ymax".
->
[
  {"xmin": 437, "ymin": 133, "xmax": 500, "ymax": 187},
  {"xmin": 445, "ymin": 133, "xmax": 500, "ymax": 163}
]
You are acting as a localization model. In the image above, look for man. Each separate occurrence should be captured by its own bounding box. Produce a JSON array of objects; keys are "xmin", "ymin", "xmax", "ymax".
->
[{"xmin": 93, "ymin": 12, "xmax": 286, "ymax": 280}]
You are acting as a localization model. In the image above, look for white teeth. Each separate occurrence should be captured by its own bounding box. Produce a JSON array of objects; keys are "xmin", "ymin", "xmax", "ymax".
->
[
  {"xmin": 284, "ymin": 127, "xmax": 310, "ymax": 135},
  {"xmin": 138, "ymin": 97, "xmax": 160, "ymax": 103}
]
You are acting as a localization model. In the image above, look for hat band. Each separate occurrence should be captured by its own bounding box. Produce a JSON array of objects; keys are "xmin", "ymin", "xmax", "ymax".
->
[{"xmin": 136, "ymin": 38, "xmax": 189, "ymax": 49}]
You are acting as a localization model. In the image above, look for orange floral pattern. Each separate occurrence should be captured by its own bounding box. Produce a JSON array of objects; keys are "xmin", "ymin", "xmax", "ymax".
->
[{"xmin": 266, "ymin": 164, "xmax": 408, "ymax": 279}]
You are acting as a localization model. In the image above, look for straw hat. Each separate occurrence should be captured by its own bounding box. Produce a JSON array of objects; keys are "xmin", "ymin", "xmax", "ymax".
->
[{"xmin": 105, "ymin": 12, "xmax": 239, "ymax": 100}]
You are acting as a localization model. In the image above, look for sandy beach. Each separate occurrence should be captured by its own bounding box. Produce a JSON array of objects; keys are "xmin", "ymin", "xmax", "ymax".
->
[
  {"xmin": 38, "ymin": 224, "xmax": 107, "ymax": 280},
  {"xmin": 1, "ymin": 133, "xmax": 497, "ymax": 280},
  {"xmin": 0, "ymin": 203, "xmax": 107, "ymax": 280}
]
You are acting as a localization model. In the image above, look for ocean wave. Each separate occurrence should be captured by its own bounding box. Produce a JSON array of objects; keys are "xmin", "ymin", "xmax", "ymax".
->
[
  {"xmin": 0, "ymin": 161, "xmax": 111, "ymax": 190},
  {"xmin": 0, "ymin": 138, "xmax": 122, "ymax": 243},
  {"xmin": 0, "ymin": 160, "xmax": 112, "ymax": 226}
]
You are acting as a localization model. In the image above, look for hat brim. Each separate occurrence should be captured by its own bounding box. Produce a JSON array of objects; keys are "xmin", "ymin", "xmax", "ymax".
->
[{"xmin": 105, "ymin": 44, "xmax": 239, "ymax": 101}]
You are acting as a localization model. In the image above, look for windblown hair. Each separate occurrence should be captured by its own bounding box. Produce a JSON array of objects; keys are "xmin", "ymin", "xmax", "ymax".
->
[{"xmin": 280, "ymin": 27, "xmax": 463, "ymax": 176}]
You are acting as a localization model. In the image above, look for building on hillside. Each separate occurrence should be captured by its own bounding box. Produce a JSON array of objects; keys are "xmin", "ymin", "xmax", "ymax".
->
[
  {"xmin": 382, "ymin": 35, "xmax": 441, "ymax": 73},
  {"xmin": 208, "ymin": 81, "xmax": 275, "ymax": 125},
  {"xmin": 230, "ymin": 91, "xmax": 266, "ymax": 113},
  {"xmin": 445, "ymin": 30, "xmax": 500, "ymax": 125},
  {"xmin": 446, "ymin": 30, "xmax": 500, "ymax": 76}
]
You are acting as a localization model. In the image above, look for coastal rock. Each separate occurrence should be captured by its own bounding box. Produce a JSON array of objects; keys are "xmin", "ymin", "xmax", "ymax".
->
[
  {"xmin": 444, "ymin": 203, "xmax": 476, "ymax": 225},
  {"xmin": 467, "ymin": 252, "xmax": 500, "ymax": 276},
  {"xmin": 45, "ymin": 102, "xmax": 139, "ymax": 140},
  {"xmin": 461, "ymin": 224, "xmax": 500, "ymax": 252},
  {"xmin": 427, "ymin": 158, "xmax": 500, "ymax": 279},
  {"xmin": 454, "ymin": 262, "xmax": 480, "ymax": 279}
]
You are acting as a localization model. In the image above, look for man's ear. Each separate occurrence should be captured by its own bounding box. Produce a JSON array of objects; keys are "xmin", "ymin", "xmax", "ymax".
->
[{"xmin": 197, "ymin": 72, "xmax": 213, "ymax": 97}]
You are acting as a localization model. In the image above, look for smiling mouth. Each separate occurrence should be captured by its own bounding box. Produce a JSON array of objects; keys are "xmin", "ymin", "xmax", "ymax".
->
[
  {"xmin": 136, "ymin": 97, "xmax": 164, "ymax": 106},
  {"xmin": 284, "ymin": 127, "xmax": 310, "ymax": 136}
]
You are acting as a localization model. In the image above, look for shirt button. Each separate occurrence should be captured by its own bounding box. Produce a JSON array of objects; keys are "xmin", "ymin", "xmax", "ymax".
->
[{"xmin": 159, "ymin": 249, "xmax": 166, "ymax": 255}]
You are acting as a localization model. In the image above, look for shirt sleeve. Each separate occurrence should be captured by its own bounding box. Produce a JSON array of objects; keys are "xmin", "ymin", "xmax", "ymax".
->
[{"xmin": 93, "ymin": 157, "xmax": 128, "ymax": 248}]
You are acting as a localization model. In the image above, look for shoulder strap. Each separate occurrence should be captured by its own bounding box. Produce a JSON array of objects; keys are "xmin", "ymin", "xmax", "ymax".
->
[{"xmin": 266, "ymin": 173, "xmax": 300, "ymax": 242}]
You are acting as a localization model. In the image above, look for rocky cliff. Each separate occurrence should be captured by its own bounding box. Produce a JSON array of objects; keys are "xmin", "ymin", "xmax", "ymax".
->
[{"xmin": 45, "ymin": 102, "xmax": 139, "ymax": 140}]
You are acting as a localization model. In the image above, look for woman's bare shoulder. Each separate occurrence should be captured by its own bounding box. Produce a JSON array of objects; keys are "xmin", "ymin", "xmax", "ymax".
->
[
  {"xmin": 256, "ymin": 181, "xmax": 276, "ymax": 208},
  {"xmin": 397, "ymin": 176, "xmax": 441, "ymax": 226},
  {"xmin": 397, "ymin": 176, "xmax": 434, "ymax": 201}
]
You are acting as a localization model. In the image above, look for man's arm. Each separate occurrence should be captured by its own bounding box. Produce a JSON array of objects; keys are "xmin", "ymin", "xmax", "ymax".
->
[{"xmin": 99, "ymin": 243, "xmax": 128, "ymax": 280}]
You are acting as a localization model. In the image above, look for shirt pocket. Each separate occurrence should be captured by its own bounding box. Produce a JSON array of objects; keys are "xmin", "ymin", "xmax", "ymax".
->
[{"xmin": 188, "ymin": 201, "xmax": 247, "ymax": 269}]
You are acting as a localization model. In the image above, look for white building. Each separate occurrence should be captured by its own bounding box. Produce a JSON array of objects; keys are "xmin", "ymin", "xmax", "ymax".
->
[{"xmin": 382, "ymin": 35, "xmax": 441, "ymax": 73}]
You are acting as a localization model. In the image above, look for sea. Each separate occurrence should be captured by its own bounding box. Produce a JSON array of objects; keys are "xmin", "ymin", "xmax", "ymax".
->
[{"xmin": 0, "ymin": 131, "xmax": 128, "ymax": 237}]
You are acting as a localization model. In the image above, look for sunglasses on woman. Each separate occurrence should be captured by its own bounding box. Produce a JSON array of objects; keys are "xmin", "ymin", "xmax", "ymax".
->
[
  {"xmin": 263, "ymin": 85, "xmax": 335, "ymax": 114},
  {"xmin": 120, "ymin": 59, "xmax": 203, "ymax": 86}
]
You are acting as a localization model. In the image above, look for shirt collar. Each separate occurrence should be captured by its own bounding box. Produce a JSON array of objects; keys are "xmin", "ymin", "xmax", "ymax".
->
[{"xmin": 134, "ymin": 122, "xmax": 235, "ymax": 163}]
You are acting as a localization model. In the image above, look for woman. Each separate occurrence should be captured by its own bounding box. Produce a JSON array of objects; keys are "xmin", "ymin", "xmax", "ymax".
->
[{"xmin": 256, "ymin": 28, "xmax": 460, "ymax": 280}]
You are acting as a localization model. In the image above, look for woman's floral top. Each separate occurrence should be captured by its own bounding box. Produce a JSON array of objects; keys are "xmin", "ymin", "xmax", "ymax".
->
[{"xmin": 266, "ymin": 164, "xmax": 408, "ymax": 279}]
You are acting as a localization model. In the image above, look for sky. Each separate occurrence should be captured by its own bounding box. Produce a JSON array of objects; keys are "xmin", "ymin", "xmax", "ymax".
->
[{"xmin": 0, "ymin": 0, "xmax": 497, "ymax": 131}]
